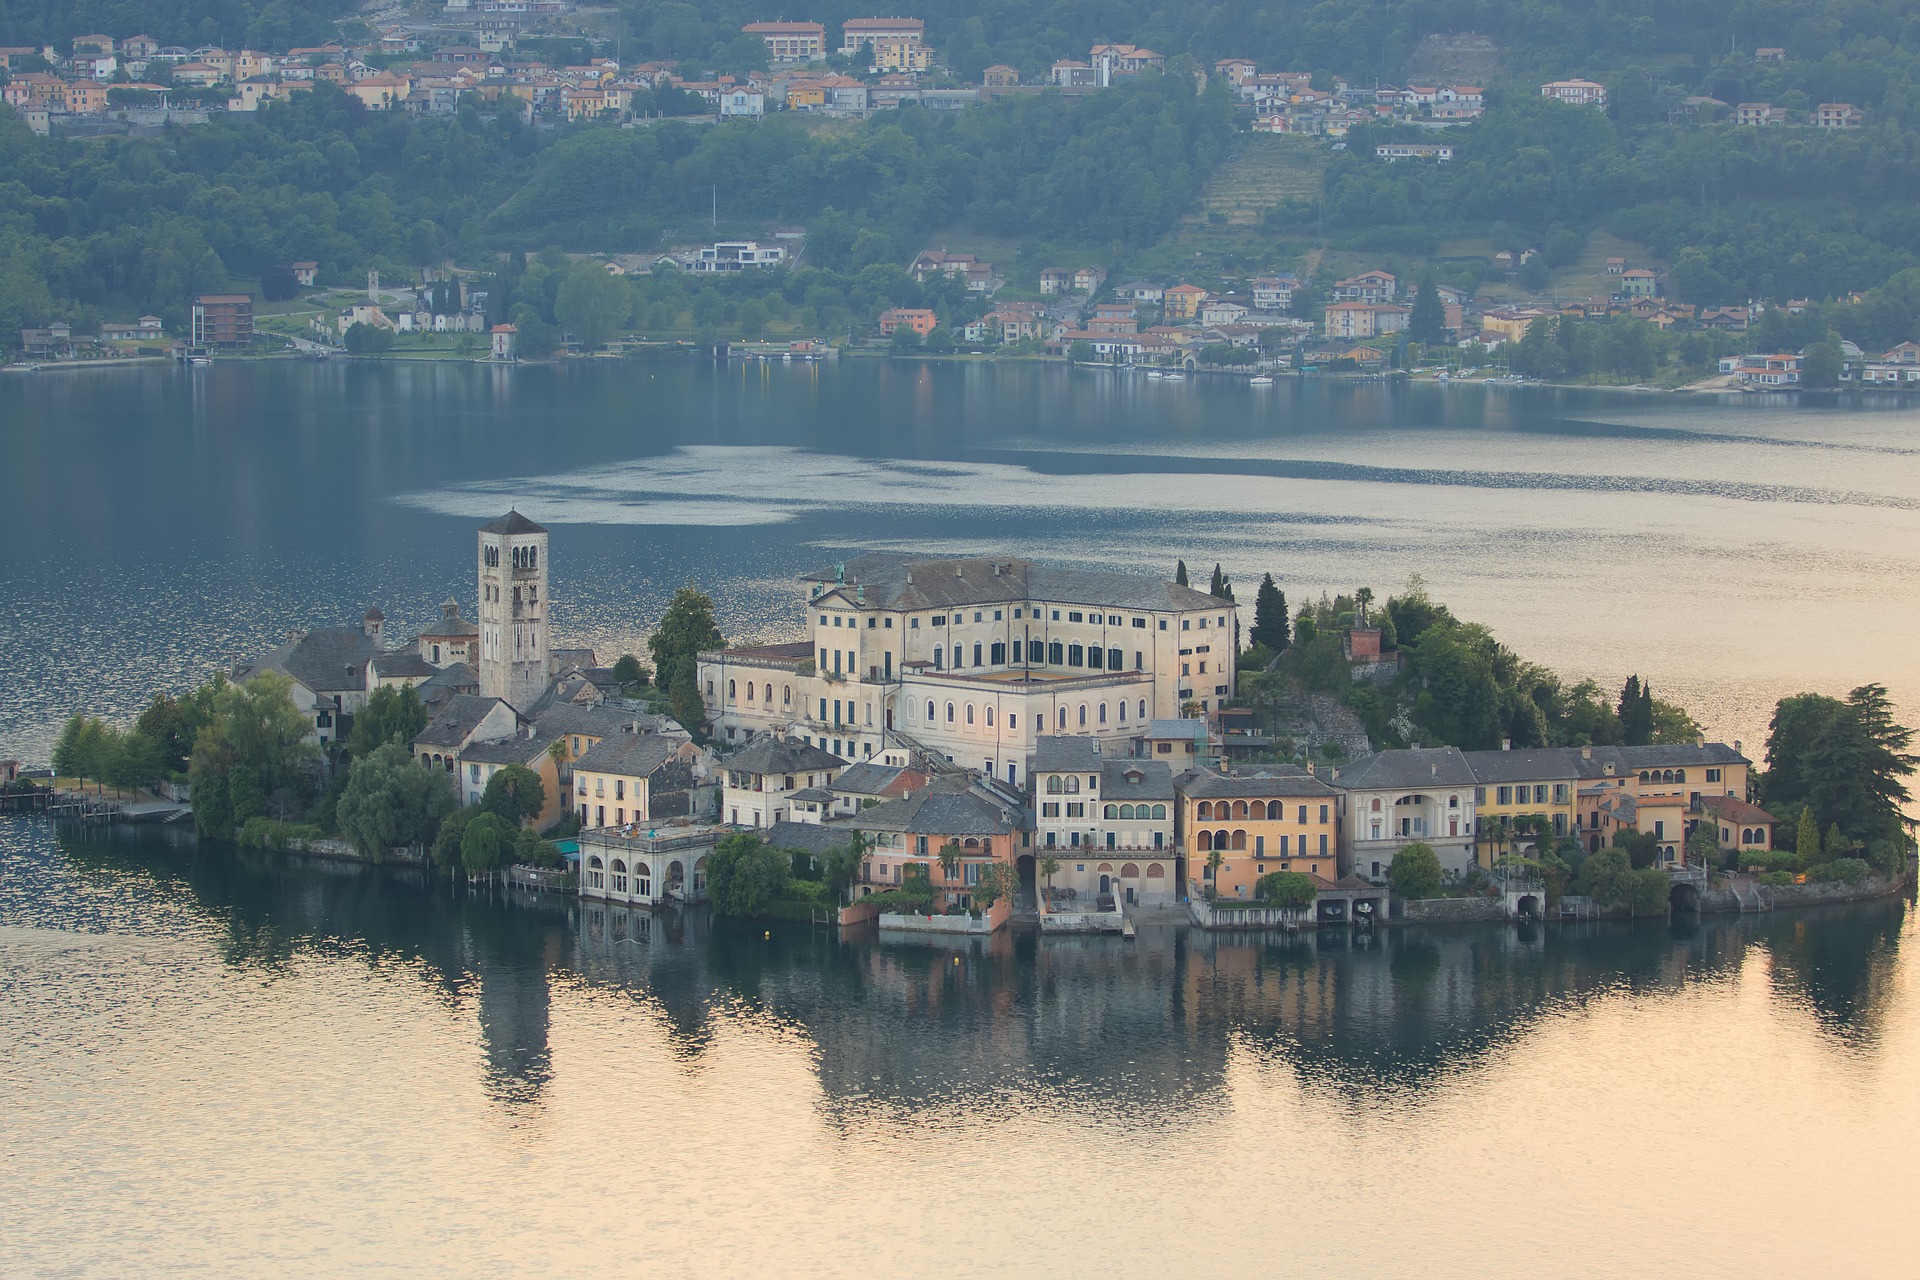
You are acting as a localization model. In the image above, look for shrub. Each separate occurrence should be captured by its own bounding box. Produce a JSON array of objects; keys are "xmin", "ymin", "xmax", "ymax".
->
[
  {"xmin": 1807, "ymin": 858, "xmax": 1871, "ymax": 885},
  {"xmin": 1254, "ymin": 870, "xmax": 1318, "ymax": 908},
  {"xmin": 1761, "ymin": 870, "xmax": 1797, "ymax": 886},
  {"xmin": 1388, "ymin": 843, "xmax": 1443, "ymax": 899},
  {"xmin": 1623, "ymin": 867, "xmax": 1672, "ymax": 917}
]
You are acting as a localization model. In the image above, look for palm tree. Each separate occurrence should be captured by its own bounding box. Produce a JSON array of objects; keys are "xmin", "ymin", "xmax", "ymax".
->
[
  {"xmin": 937, "ymin": 840, "xmax": 962, "ymax": 884},
  {"xmin": 1205, "ymin": 848, "xmax": 1225, "ymax": 901}
]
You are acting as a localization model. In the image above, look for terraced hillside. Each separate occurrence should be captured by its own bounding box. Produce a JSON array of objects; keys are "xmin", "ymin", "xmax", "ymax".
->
[{"xmin": 1189, "ymin": 134, "xmax": 1328, "ymax": 226}]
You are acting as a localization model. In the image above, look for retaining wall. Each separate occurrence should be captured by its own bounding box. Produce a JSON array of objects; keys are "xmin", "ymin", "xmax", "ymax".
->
[{"xmin": 1395, "ymin": 895, "xmax": 1509, "ymax": 925}]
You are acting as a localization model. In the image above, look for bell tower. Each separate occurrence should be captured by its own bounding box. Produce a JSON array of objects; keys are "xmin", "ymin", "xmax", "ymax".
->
[{"xmin": 477, "ymin": 509, "xmax": 549, "ymax": 710}]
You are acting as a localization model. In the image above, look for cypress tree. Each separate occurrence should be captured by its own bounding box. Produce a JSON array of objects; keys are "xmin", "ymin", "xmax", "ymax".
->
[
  {"xmin": 1408, "ymin": 269, "xmax": 1445, "ymax": 344},
  {"xmin": 1796, "ymin": 807, "xmax": 1822, "ymax": 864},
  {"xmin": 1208, "ymin": 564, "xmax": 1233, "ymax": 600},
  {"xmin": 1251, "ymin": 574, "xmax": 1290, "ymax": 652},
  {"xmin": 1175, "ymin": 560, "xmax": 1188, "ymax": 587}
]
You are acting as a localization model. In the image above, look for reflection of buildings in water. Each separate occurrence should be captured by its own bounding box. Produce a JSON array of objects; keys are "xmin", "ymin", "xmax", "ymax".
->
[
  {"xmin": 473, "ymin": 939, "xmax": 556, "ymax": 1106},
  {"xmin": 566, "ymin": 899, "xmax": 1914, "ymax": 1113}
]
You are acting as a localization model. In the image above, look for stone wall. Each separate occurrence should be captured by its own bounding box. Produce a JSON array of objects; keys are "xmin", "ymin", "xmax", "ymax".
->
[{"xmin": 1395, "ymin": 895, "xmax": 1508, "ymax": 925}]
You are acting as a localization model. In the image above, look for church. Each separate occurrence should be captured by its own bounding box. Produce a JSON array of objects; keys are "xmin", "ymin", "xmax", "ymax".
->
[{"xmin": 236, "ymin": 511, "xmax": 615, "ymax": 748}]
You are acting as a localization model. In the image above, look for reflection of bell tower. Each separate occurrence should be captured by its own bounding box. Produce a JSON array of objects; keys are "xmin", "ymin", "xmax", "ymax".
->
[{"xmin": 477, "ymin": 510, "xmax": 549, "ymax": 710}]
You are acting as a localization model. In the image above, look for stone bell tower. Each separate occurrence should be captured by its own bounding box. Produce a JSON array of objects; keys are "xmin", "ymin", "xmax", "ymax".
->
[{"xmin": 477, "ymin": 509, "xmax": 549, "ymax": 711}]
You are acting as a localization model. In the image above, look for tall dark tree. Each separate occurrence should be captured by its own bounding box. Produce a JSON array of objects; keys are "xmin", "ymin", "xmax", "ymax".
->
[
  {"xmin": 1208, "ymin": 564, "xmax": 1233, "ymax": 601},
  {"xmin": 1770, "ymin": 684, "xmax": 1916, "ymax": 847},
  {"xmin": 1408, "ymin": 269, "xmax": 1445, "ymax": 344},
  {"xmin": 1250, "ymin": 574, "xmax": 1290, "ymax": 653},
  {"xmin": 648, "ymin": 584, "xmax": 724, "ymax": 695},
  {"xmin": 1174, "ymin": 560, "xmax": 1189, "ymax": 588},
  {"xmin": 1618, "ymin": 675, "xmax": 1654, "ymax": 745}
]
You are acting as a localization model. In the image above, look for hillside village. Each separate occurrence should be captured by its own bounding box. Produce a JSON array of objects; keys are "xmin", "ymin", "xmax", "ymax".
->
[{"xmin": 0, "ymin": 14, "xmax": 1906, "ymax": 386}]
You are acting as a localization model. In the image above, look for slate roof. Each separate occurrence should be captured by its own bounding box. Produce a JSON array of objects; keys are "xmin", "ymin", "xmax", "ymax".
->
[
  {"xmin": 799, "ymin": 552, "xmax": 1224, "ymax": 614},
  {"xmin": 370, "ymin": 651, "xmax": 434, "ymax": 680},
  {"xmin": 1147, "ymin": 718, "xmax": 1209, "ymax": 745},
  {"xmin": 724, "ymin": 734, "xmax": 846, "ymax": 775},
  {"xmin": 829, "ymin": 761, "xmax": 912, "ymax": 796},
  {"xmin": 1033, "ymin": 735, "xmax": 1104, "ymax": 773},
  {"xmin": 855, "ymin": 775, "xmax": 1019, "ymax": 836},
  {"xmin": 573, "ymin": 733, "xmax": 679, "ymax": 778},
  {"xmin": 1177, "ymin": 766, "xmax": 1333, "ymax": 799},
  {"xmin": 414, "ymin": 695, "xmax": 514, "ymax": 748},
  {"xmin": 420, "ymin": 662, "xmax": 477, "ymax": 694},
  {"xmin": 239, "ymin": 625, "xmax": 380, "ymax": 695},
  {"xmin": 789, "ymin": 786, "xmax": 835, "ymax": 804},
  {"xmin": 1330, "ymin": 747, "xmax": 1476, "ymax": 791},
  {"xmin": 764, "ymin": 820, "xmax": 860, "ymax": 858},
  {"xmin": 1099, "ymin": 758, "xmax": 1175, "ymax": 800},
  {"xmin": 459, "ymin": 735, "xmax": 551, "ymax": 766},
  {"xmin": 480, "ymin": 509, "xmax": 545, "ymax": 535},
  {"xmin": 421, "ymin": 599, "xmax": 478, "ymax": 638},
  {"xmin": 1459, "ymin": 748, "xmax": 1584, "ymax": 783},
  {"xmin": 1586, "ymin": 743, "xmax": 1750, "ymax": 772},
  {"xmin": 534, "ymin": 702, "xmax": 668, "ymax": 741}
]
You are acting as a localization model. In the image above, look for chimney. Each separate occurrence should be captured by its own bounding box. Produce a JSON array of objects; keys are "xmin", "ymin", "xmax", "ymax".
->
[
  {"xmin": 955, "ymin": 565, "xmax": 963, "ymax": 577},
  {"xmin": 1430, "ymin": 763, "xmax": 1437, "ymax": 777},
  {"xmin": 905, "ymin": 569, "xmax": 913, "ymax": 584},
  {"xmin": 1734, "ymin": 740, "xmax": 1742, "ymax": 753},
  {"xmin": 1305, "ymin": 761, "xmax": 1314, "ymax": 775},
  {"xmin": 1581, "ymin": 745, "xmax": 1592, "ymax": 759}
]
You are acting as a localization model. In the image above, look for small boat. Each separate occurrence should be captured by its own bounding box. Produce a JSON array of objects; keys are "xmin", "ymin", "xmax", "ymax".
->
[
  {"xmin": 1146, "ymin": 370, "xmax": 1163, "ymax": 379},
  {"xmin": 1162, "ymin": 371, "xmax": 1184, "ymax": 381},
  {"xmin": 1249, "ymin": 375, "xmax": 1274, "ymax": 386},
  {"xmin": 188, "ymin": 355, "xmax": 213, "ymax": 366}
]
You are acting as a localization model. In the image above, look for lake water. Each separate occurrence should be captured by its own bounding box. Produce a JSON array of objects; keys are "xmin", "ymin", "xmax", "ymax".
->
[
  {"xmin": 3, "ymin": 360, "xmax": 1919, "ymax": 766},
  {"xmin": 5, "ymin": 361, "xmax": 1920, "ymax": 1274},
  {"xmin": 2, "ymin": 819, "xmax": 1917, "ymax": 1277}
]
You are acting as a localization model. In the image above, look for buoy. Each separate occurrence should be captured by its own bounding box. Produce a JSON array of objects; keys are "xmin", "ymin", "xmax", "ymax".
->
[{"xmin": 764, "ymin": 931, "xmax": 770, "ymax": 939}]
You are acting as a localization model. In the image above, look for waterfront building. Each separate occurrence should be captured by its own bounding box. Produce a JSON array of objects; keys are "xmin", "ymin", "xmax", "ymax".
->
[
  {"xmin": 190, "ymin": 293, "xmax": 253, "ymax": 348},
  {"xmin": 852, "ymin": 773, "xmax": 1026, "ymax": 908},
  {"xmin": 476, "ymin": 510, "xmax": 549, "ymax": 712},
  {"xmin": 573, "ymin": 732, "xmax": 701, "ymax": 831},
  {"xmin": 1461, "ymin": 747, "xmax": 1581, "ymax": 863},
  {"xmin": 1176, "ymin": 766, "xmax": 1340, "ymax": 900},
  {"xmin": 696, "ymin": 552, "xmax": 1237, "ymax": 786},
  {"xmin": 1330, "ymin": 747, "xmax": 1479, "ymax": 879},
  {"xmin": 719, "ymin": 733, "xmax": 847, "ymax": 828},
  {"xmin": 577, "ymin": 824, "xmax": 723, "ymax": 906},
  {"xmin": 1031, "ymin": 737, "xmax": 1177, "ymax": 904}
]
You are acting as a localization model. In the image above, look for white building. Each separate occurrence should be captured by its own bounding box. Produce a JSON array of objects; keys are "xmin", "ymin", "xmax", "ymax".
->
[
  {"xmin": 692, "ymin": 240, "xmax": 787, "ymax": 271},
  {"xmin": 719, "ymin": 733, "xmax": 847, "ymax": 828},
  {"xmin": 1030, "ymin": 736, "xmax": 1177, "ymax": 905},
  {"xmin": 697, "ymin": 553, "xmax": 1238, "ymax": 788},
  {"xmin": 1331, "ymin": 747, "xmax": 1479, "ymax": 879}
]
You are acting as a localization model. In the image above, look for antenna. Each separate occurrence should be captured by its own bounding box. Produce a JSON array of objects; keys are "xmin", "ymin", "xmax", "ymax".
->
[{"xmin": 711, "ymin": 183, "xmax": 717, "ymax": 231}]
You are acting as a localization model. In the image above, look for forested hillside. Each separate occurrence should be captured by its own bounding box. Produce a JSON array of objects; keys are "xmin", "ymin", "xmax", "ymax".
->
[
  {"xmin": 0, "ymin": 0, "xmax": 351, "ymax": 48},
  {"xmin": 0, "ymin": 74, "xmax": 1231, "ymax": 339}
]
